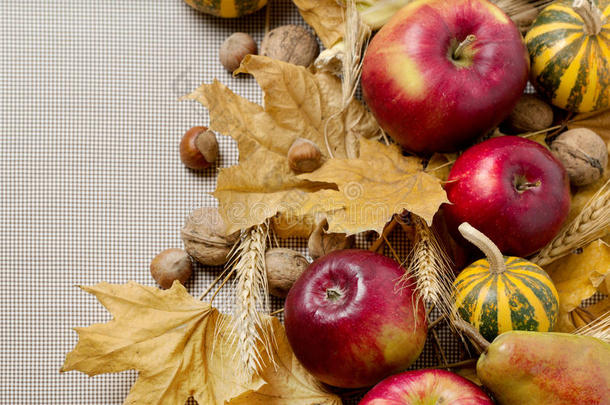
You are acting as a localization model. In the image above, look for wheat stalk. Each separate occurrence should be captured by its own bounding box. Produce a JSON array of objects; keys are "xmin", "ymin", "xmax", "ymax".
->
[
  {"xmin": 399, "ymin": 216, "xmax": 456, "ymax": 325},
  {"xmin": 574, "ymin": 311, "xmax": 610, "ymax": 343},
  {"xmin": 493, "ymin": 0, "xmax": 552, "ymax": 17},
  {"xmin": 532, "ymin": 180, "xmax": 610, "ymax": 266},
  {"xmin": 223, "ymin": 223, "xmax": 274, "ymax": 379}
]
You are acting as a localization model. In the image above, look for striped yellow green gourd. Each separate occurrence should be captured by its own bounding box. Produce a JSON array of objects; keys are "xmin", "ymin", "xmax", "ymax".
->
[
  {"xmin": 453, "ymin": 223, "xmax": 559, "ymax": 342},
  {"xmin": 524, "ymin": 0, "xmax": 610, "ymax": 113},
  {"xmin": 184, "ymin": 0, "xmax": 267, "ymax": 18}
]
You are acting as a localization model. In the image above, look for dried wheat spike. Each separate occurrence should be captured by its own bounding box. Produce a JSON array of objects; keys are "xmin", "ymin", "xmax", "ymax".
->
[
  {"xmin": 575, "ymin": 311, "xmax": 610, "ymax": 344},
  {"xmin": 532, "ymin": 180, "xmax": 610, "ymax": 266}
]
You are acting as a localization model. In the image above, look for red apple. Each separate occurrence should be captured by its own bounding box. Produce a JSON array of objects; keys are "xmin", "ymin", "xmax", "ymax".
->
[
  {"xmin": 284, "ymin": 250, "xmax": 427, "ymax": 388},
  {"xmin": 359, "ymin": 369, "xmax": 494, "ymax": 404},
  {"xmin": 443, "ymin": 136, "xmax": 570, "ymax": 257},
  {"xmin": 361, "ymin": 0, "xmax": 529, "ymax": 155}
]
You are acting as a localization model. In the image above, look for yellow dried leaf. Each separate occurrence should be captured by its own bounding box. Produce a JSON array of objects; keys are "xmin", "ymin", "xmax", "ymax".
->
[
  {"xmin": 292, "ymin": 0, "xmax": 345, "ymax": 48},
  {"xmin": 545, "ymin": 240, "xmax": 610, "ymax": 332},
  {"xmin": 569, "ymin": 108, "xmax": 610, "ymax": 142},
  {"xmin": 298, "ymin": 138, "xmax": 449, "ymax": 235},
  {"xmin": 184, "ymin": 56, "xmax": 383, "ymax": 235},
  {"xmin": 61, "ymin": 282, "xmax": 340, "ymax": 405},
  {"xmin": 426, "ymin": 153, "xmax": 457, "ymax": 182}
]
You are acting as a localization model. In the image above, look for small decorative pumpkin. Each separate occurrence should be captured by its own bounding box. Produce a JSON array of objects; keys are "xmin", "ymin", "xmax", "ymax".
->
[
  {"xmin": 525, "ymin": 0, "xmax": 610, "ymax": 113},
  {"xmin": 453, "ymin": 223, "xmax": 560, "ymax": 342},
  {"xmin": 183, "ymin": 0, "xmax": 267, "ymax": 18}
]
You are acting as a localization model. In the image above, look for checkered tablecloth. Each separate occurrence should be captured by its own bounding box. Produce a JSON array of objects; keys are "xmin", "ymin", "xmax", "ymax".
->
[{"xmin": 0, "ymin": 1, "xmax": 549, "ymax": 404}]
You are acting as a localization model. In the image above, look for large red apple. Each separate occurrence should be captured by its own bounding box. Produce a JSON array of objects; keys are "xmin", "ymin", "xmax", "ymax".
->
[
  {"xmin": 443, "ymin": 136, "xmax": 570, "ymax": 257},
  {"xmin": 359, "ymin": 369, "xmax": 494, "ymax": 404},
  {"xmin": 361, "ymin": 0, "xmax": 529, "ymax": 155},
  {"xmin": 284, "ymin": 250, "xmax": 427, "ymax": 388}
]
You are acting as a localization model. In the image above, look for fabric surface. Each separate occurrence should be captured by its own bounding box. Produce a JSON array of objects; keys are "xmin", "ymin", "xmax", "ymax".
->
[{"xmin": 0, "ymin": 0, "xmax": 550, "ymax": 404}]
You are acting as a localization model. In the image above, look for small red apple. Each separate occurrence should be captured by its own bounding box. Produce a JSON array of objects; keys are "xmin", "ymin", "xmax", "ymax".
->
[
  {"xmin": 361, "ymin": 0, "xmax": 529, "ymax": 155},
  {"xmin": 359, "ymin": 369, "xmax": 494, "ymax": 404},
  {"xmin": 443, "ymin": 136, "xmax": 570, "ymax": 257},
  {"xmin": 284, "ymin": 250, "xmax": 427, "ymax": 388}
]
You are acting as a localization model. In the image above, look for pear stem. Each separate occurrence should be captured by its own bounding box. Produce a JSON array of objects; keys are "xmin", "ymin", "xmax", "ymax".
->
[
  {"xmin": 458, "ymin": 222, "xmax": 506, "ymax": 274},
  {"xmin": 573, "ymin": 0, "xmax": 602, "ymax": 35},
  {"xmin": 455, "ymin": 318, "xmax": 491, "ymax": 352},
  {"xmin": 453, "ymin": 34, "xmax": 477, "ymax": 59}
]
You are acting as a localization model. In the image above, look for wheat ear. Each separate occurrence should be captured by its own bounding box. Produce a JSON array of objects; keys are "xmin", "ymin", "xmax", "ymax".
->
[
  {"xmin": 493, "ymin": 0, "xmax": 553, "ymax": 17},
  {"xmin": 399, "ymin": 216, "xmax": 456, "ymax": 324},
  {"xmin": 574, "ymin": 311, "xmax": 610, "ymax": 343},
  {"xmin": 225, "ymin": 223, "xmax": 274, "ymax": 378},
  {"xmin": 532, "ymin": 180, "xmax": 610, "ymax": 266}
]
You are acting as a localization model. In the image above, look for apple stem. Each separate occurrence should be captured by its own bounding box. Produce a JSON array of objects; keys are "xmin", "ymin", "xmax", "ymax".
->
[
  {"xmin": 573, "ymin": 0, "xmax": 602, "ymax": 36},
  {"xmin": 453, "ymin": 34, "xmax": 477, "ymax": 59},
  {"xmin": 458, "ymin": 223, "xmax": 506, "ymax": 274},
  {"xmin": 515, "ymin": 180, "xmax": 541, "ymax": 192},
  {"xmin": 326, "ymin": 288, "xmax": 342, "ymax": 301}
]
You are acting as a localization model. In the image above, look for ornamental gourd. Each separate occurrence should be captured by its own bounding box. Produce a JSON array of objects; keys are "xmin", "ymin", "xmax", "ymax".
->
[
  {"xmin": 525, "ymin": 0, "xmax": 610, "ymax": 113},
  {"xmin": 183, "ymin": 0, "xmax": 266, "ymax": 18},
  {"xmin": 453, "ymin": 223, "xmax": 559, "ymax": 342}
]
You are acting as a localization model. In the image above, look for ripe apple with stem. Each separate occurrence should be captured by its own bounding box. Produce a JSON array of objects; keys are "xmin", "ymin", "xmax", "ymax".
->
[
  {"xmin": 284, "ymin": 250, "xmax": 427, "ymax": 388},
  {"xmin": 443, "ymin": 136, "xmax": 570, "ymax": 257},
  {"xmin": 361, "ymin": 0, "xmax": 529, "ymax": 155}
]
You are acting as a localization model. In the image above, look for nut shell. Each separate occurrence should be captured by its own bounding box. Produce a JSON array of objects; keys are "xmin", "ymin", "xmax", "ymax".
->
[
  {"xmin": 150, "ymin": 248, "xmax": 193, "ymax": 289},
  {"xmin": 260, "ymin": 25, "xmax": 319, "ymax": 67},
  {"xmin": 505, "ymin": 94, "xmax": 554, "ymax": 133},
  {"xmin": 308, "ymin": 219, "xmax": 355, "ymax": 260},
  {"xmin": 287, "ymin": 138, "xmax": 322, "ymax": 173},
  {"xmin": 181, "ymin": 207, "xmax": 240, "ymax": 266},
  {"xmin": 551, "ymin": 128, "xmax": 608, "ymax": 187},
  {"xmin": 265, "ymin": 248, "xmax": 310, "ymax": 297},
  {"xmin": 219, "ymin": 32, "xmax": 257, "ymax": 73},
  {"xmin": 180, "ymin": 126, "xmax": 217, "ymax": 170}
]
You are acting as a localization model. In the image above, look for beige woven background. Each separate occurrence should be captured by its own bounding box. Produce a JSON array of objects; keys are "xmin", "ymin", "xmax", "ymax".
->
[{"xmin": 0, "ymin": 0, "xmax": 541, "ymax": 403}]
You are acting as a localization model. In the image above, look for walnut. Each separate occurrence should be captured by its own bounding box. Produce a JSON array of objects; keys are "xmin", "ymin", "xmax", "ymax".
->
[
  {"xmin": 181, "ymin": 207, "xmax": 240, "ymax": 266},
  {"xmin": 219, "ymin": 32, "xmax": 257, "ymax": 73},
  {"xmin": 551, "ymin": 128, "xmax": 608, "ymax": 187},
  {"xmin": 260, "ymin": 25, "xmax": 319, "ymax": 67},
  {"xmin": 265, "ymin": 248, "xmax": 310, "ymax": 297},
  {"xmin": 505, "ymin": 94, "xmax": 554, "ymax": 133}
]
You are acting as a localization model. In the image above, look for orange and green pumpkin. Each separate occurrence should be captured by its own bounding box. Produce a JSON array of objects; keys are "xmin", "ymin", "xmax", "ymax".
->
[
  {"xmin": 524, "ymin": 0, "xmax": 610, "ymax": 113},
  {"xmin": 184, "ymin": 0, "xmax": 267, "ymax": 18},
  {"xmin": 453, "ymin": 223, "xmax": 559, "ymax": 342}
]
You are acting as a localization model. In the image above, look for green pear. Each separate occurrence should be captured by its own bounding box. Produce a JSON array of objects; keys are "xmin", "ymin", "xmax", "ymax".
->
[{"xmin": 477, "ymin": 331, "xmax": 610, "ymax": 404}]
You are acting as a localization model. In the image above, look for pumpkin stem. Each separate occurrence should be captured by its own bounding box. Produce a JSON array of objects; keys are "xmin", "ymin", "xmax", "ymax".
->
[
  {"xmin": 458, "ymin": 222, "xmax": 506, "ymax": 274},
  {"xmin": 453, "ymin": 34, "xmax": 477, "ymax": 59},
  {"xmin": 573, "ymin": 0, "xmax": 603, "ymax": 35}
]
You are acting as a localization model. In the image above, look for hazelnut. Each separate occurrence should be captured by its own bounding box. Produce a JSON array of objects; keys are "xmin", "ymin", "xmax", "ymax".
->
[
  {"xmin": 287, "ymin": 138, "xmax": 322, "ymax": 173},
  {"xmin": 219, "ymin": 32, "xmax": 257, "ymax": 73},
  {"xmin": 180, "ymin": 126, "xmax": 218, "ymax": 170},
  {"xmin": 505, "ymin": 94, "xmax": 554, "ymax": 133},
  {"xmin": 150, "ymin": 248, "xmax": 193, "ymax": 289},
  {"xmin": 181, "ymin": 207, "xmax": 240, "ymax": 266},
  {"xmin": 551, "ymin": 128, "xmax": 608, "ymax": 187},
  {"xmin": 260, "ymin": 25, "xmax": 319, "ymax": 67},
  {"xmin": 265, "ymin": 248, "xmax": 310, "ymax": 297},
  {"xmin": 308, "ymin": 219, "xmax": 355, "ymax": 260}
]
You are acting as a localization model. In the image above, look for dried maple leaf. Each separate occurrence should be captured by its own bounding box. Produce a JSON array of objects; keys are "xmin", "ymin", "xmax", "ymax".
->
[
  {"xmin": 61, "ymin": 282, "xmax": 341, "ymax": 405},
  {"xmin": 292, "ymin": 0, "xmax": 344, "ymax": 48},
  {"xmin": 298, "ymin": 138, "xmax": 449, "ymax": 235},
  {"xmin": 183, "ymin": 55, "xmax": 383, "ymax": 235},
  {"xmin": 545, "ymin": 240, "xmax": 610, "ymax": 333}
]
